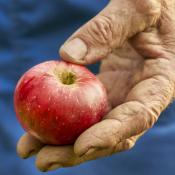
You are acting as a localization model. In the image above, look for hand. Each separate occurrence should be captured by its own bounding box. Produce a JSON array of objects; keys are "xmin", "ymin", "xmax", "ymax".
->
[{"xmin": 17, "ymin": 0, "xmax": 175, "ymax": 172}]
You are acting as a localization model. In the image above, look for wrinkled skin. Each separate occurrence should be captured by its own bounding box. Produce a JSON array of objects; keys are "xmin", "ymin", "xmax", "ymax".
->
[{"xmin": 17, "ymin": 0, "xmax": 175, "ymax": 172}]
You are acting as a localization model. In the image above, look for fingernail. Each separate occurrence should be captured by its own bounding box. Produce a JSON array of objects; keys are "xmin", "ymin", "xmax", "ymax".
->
[
  {"xmin": 60, "ymin": 38, "xmax": 87, "ymax": 61},
  {"xmin": 47, "ymin": 163, "xmax": 62, "ymax": 171},
  {"xmin": 19, "ymin": 149, "xmax": 36, "ymax": 159},
  {"xmin": 84, "ymin": 148, "xmax": 98, "ymax": 157}
]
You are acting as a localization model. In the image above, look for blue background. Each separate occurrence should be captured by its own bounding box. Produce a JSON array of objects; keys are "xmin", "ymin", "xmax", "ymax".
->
[{"xmin": 0, "ymin": 1, "xmax": 175, "ymax": 175}]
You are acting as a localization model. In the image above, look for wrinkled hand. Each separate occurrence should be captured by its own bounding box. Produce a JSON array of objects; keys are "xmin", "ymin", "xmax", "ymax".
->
[{"xmin": 17, "ymin": 0, "xmax": 175, "ymax": 172}]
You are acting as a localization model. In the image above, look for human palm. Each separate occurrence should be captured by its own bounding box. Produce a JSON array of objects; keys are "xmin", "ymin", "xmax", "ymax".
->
[
  {"xmin": 17, "ymin": 0, "xmax": 175, "ymax": 172},
  {"xmin": 99, "ymin": 42, "xmax": 144, "ymax": 110}
]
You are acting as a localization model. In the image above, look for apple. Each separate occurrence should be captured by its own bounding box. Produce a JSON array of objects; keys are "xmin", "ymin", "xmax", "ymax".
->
[{"xmin": 14, "ymin": 60, "xmax": 108, "ymax": 145}]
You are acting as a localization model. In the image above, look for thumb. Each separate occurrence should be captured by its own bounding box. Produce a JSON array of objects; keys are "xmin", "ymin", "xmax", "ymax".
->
[{"xmin": 59, "ymin": 0, "xmax": 161, "ymax": 65}]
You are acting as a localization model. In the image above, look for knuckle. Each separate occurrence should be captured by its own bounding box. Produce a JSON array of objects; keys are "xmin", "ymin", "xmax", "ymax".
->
[
  {"xmin": 134, "ymin": 0, "xmax": 161, "ymax": 26},
  {"xmin": 114, "ymin": 139, "xmax": 135, "ymax": 153},
  {"xmin": 124, "ymin": 139, "xmax": 135, "ymax": 150},
  {"xmin": 86, "ymin": 14, "xmax": 114, "ymax": 46},
  {"xmin": 135, "ymin": 0, "xmax": 161, "ymax": 16},
  {"xmin": 123, "ymin": 101, "xmax": 157, "ymax": 130},
  {"xmin": 146, "ymin": 107, "xmax": 159, "ymax": 127},
  {"xmin": 134, "ymin": 100, "xmax": 159, "ymax": 128},
  {"xmin": 153, "ymin": 76, "xmax": 174, "ymax": 108},
  {"xmin": 136, "ymin": 76, "xmax": 173, "ymax": 126},
  {"xmin": 143, "ymin": 58, "xmax": 174, "ymax": 79}
]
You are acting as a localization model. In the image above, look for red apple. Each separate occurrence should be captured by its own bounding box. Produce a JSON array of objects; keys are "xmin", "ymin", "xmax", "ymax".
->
[{"xmin": 14, "ymin": 60, "xmax": 108, "ymax": 145}]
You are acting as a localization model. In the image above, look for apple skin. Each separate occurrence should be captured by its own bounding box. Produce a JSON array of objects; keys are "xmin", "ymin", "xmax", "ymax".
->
[{"xmin": 14, "ymin": 60, "xmax": 108, "ymax": 145}]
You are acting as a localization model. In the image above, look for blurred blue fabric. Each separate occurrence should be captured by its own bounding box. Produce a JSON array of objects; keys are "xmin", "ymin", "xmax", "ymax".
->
[{"xmin": 0, "ymin": 1, "xmax": 175, "ymax": 175}]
